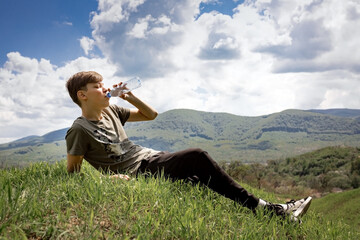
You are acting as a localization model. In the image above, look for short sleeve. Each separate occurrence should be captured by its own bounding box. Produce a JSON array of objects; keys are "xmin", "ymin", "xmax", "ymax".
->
[
  {"xmin": 65, "ymin": 123, "xmax": 89, "ymax": 156},
  {"xmin": 109, "ymin": 105, "xmax": 130, "ymax": 125}
]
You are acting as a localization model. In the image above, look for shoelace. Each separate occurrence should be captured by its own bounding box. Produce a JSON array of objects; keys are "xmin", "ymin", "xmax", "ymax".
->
[
  {"xmin": 266, "ymin": 203, "xmax": 286, "ymax": 218},
  {"xmin": 267, "ymin": 199, "xmax": 299, "ymax": 216},
  {"xmin": 265, "ymin": 200, "xmax": 303, "ymax": 224},
  {"xmin": 284, "ymin": 199, "xmax": 296, "ymax": 212}
]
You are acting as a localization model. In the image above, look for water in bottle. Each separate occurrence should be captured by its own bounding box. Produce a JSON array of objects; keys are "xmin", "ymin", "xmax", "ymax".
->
[{"xmin": 106, "ymin": 77, "xmax": 142, "ymax": 98}]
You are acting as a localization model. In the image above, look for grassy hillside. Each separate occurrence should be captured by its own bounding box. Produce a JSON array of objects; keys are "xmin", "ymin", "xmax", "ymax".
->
[
  {"xmin": 1, "ymin": 108, "xmax": 360, "ymax": 167},
  {"xmin": 311, "ymin": 188, "xmax": 360, "ymax": 231},
  {"xmin": 0, "ymin": 161, "xmax": 359, "ymax": 239}
]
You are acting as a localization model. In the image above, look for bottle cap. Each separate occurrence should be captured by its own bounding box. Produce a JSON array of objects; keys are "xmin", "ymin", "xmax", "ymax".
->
[{"xmin": 106, "ymin": 92, "xmax": 111, "ymax": 98}]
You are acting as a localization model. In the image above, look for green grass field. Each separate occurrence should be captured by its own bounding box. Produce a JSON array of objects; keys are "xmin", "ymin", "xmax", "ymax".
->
[
  {"xmin": 1, "ymin": 160, "xmax": 359, "ymax": 239},
  {"xmin": 311, "ymin": 188, "xmax": 360, "ymax": 232}
]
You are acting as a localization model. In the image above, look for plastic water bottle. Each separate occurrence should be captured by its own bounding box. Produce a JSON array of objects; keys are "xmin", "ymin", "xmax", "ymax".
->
[{"xmin": 106, "ymin": 77, "xmax": 142, "ymax": 98}]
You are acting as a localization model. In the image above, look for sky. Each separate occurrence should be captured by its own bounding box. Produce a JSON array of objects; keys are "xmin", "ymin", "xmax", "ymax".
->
[{"xmin": 0, "ymin": 0, "xmax": 360, "ymax": 143}]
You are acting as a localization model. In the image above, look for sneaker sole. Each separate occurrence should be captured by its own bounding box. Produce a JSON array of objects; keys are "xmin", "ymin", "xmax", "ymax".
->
[{"xmin": 293, "ymin": 197, "xmax": 312, "ymax": 217}]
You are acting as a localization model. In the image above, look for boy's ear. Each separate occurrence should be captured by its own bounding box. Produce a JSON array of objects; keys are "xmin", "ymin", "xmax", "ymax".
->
[{"xmin": 77, "ymin": 90, "xmax": 87, "ymax": 101}]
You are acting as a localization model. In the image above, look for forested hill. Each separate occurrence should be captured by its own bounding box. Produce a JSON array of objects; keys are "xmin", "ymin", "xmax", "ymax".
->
[
  {"xmin": 124, "ymin": 109, "xmax": 360, "ymax": 161},
  {"xmin": 1, "ymin": 108, "xmax": 360, "ymax": 167},
  {"xmin": 221, "ymin": 146, "xmax": 360, "ymax": 197}
]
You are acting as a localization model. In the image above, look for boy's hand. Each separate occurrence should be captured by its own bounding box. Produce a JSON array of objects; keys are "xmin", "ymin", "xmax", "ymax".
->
[
  {"xmin": 109, "ymin": 174, "xmax": 131, "ymax": 181},
  {"xmin": 112, "ymin": 82, "xmax": 134, "ymax": 100},
  {"xmin": 119, "ymin": 90, "xmax": 134, "ymax": 101},
  {"xmin": 113, "ymin": 82, "xmax": 129, "ymax": 92}
]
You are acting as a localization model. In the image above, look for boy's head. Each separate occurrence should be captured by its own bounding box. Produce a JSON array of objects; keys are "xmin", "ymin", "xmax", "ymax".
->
[{"xmin": 66, "ymin": 71, "xmax": 103, "ymax": 107}]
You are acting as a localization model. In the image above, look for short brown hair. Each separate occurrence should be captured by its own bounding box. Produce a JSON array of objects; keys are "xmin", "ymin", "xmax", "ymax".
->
[{"xmin": 66, "ymin": 71, "xmax": 103, "ymax": 107}]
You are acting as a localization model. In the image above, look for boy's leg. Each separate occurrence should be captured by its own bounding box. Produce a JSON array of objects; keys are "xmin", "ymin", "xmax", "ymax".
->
[{"xmin": 138, "ymin": 148, "xmax": 259, "ymax": 210}]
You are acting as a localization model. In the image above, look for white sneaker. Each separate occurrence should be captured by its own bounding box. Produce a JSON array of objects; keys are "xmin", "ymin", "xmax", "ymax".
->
[
  {"xmin": 292, "ymin": 196, "xmax": 312, "ymax": 218},
  {"xmin": 265, "ymin": 196, "xmax": 312, "ymax": 223}
]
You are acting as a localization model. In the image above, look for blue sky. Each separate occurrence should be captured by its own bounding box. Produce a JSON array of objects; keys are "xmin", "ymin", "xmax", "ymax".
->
[
  {"xmin": 199, "ymin": 0, "xmax": 242, "ymax": 17},
  {"xmin": 0, "ymin": 0, "xmax": 98, "ymax": 66},
  {"xmin": 0, "ymin": 0, "xmax": 241, "ymax": 66},
  {"xmin": 0, "ymin": 0, "xmax": 360, "ymax": 143}
]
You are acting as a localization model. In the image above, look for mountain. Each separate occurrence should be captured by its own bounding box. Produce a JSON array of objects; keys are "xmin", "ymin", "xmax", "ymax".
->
[
  {"xmin": 1, "ymin": 108, "xmax": 360, "ymax": 168},
  {"xmin": 124, "ymin": 108, "xmax": 360, "ymax": 161},
  {"xmin": 307, "ymin": 108, "xmax": 360, "ymax": 118},
  {"xmin": 0, "ymin": 128, "xmax": 68, "ymax": 151}
]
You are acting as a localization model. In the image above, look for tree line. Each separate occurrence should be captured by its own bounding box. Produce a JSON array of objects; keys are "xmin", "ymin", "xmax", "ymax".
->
[{"xmin": 220, "ymin": 146, "xmax": 360, "ymax": 197}]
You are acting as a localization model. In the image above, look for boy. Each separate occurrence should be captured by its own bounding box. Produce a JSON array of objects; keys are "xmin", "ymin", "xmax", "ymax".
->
[{"xmin": 65, "ymin": 71, "xmax": 312, "ymax": 223}]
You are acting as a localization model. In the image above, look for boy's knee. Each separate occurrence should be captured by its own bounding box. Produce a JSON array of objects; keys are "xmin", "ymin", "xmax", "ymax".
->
[
  {"xmin": 188, "ymin": 148, "xmax": 206, "ymax": 155},
  {"xmin": 185, "ymin": 148, "xmax": 210, "ymax": 163}
]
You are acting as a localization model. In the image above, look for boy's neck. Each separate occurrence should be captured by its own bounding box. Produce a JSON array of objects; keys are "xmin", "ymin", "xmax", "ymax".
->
[{"xmin": 81, "ymin": 106, "xmax": 103, "ymax": 121}]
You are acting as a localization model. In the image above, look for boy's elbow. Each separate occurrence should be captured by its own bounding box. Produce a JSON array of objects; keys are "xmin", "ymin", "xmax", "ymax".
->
[
  {"xmin": 151, "ymin": 111, "xmax": 158, "ymax": 120},
  {"xmin": 67, "ymin": 166, "xmax": 82, "ymax": 174},
  {"xmin": 145, "ymin": 111, "xmax": 158, "ymax": 121},
  {"xmin": 67, "ymin": 165, "xmax": 78, "ymax": 173},
  {"xmin": 67, "ymin": 154, "xmax": 83, "ymax": 173}
]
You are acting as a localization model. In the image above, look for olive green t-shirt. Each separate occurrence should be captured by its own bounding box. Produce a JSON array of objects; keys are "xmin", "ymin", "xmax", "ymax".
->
[{"xmin": 65, "ymin": 104, "xmax": 158, "ymax": 173}]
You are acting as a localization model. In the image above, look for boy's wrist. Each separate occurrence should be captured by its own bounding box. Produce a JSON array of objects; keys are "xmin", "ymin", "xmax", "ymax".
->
[{"xmin": 123, "ymin": 92, "xmax": 138, "ymax": 102}]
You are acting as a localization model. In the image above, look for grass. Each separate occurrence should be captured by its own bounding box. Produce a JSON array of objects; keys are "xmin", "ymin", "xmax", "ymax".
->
[
  {"xmin": 1, "ymin": 160, "xmax": 359, "ymax": 239},
  {"xmin": 311, "ymin": 188, "xmax": 360, "ymax": 231}
]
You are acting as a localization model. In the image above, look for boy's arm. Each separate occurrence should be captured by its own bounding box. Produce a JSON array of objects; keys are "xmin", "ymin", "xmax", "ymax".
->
[
  {"xmin": 67, "ymin": 154, "xmax": 83, "ymax": 173},
  {"xmin": 67, "ymin": 154, "xmax": 131, "ymax": 181},
  {"xmin": 121, "ymin": 92, "xmax": 158, "ymax": 122}
]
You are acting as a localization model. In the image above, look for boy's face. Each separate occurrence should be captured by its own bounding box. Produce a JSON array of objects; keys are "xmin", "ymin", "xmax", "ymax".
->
[{"xmin": 79, "ymin": 81, "xmax": 110, "ymax": 108}]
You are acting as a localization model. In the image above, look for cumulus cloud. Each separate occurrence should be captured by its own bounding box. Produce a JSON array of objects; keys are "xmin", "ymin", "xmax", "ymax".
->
[
  {"xmin": 253, "ymin": 0, "xmax": 360, "ymax": 73},
  {"xmin": 86, "ymin": 0, "xmax": 360, "ymax": 113},
  {"xmin": 90, "ymin": 0, "xmax": 201, "ymax": 77},
  {"xmin": 0, "ymin": 52, "xmax": 119, "ymax": 143},
  {"xmin": 1, "ymin": 0, "xmax": 360, "ymax": 143},
  {"xmin": 79, "ymin": 36, "xmax": 96, "ymax": 55},
  {"xmin": 259, "ymin": 19, "xmax": 332, "ymax": 61},
  {"xmin": 198, "ymin": 31, "xmax": 240, "ymax": 60}
]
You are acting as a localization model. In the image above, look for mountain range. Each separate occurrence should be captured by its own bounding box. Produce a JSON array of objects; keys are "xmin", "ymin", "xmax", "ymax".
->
[{"xmin": 1, "ymin": 108, "xmax": 360, "ymax": 168}]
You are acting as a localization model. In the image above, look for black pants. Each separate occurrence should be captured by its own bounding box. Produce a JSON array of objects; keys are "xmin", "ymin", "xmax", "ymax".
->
[{"xmin": 137, "ymin": 148, "xmax": 259, "ymax": 210}]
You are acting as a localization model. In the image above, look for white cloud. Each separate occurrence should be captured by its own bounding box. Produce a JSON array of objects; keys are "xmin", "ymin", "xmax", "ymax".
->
[
  {"xmin": 1, "ymin": 0, "xmax": 360, "ymax": 143},
  {"xmin": 79, "ymin": 36, "xmax": 95, "ymax": 55},
  {"xmin": 252, "ymin": 0, "xmax": 360, "ymax": 73},
  {"xmin": 127, "ymin": 15, "xmax": 150, "ymax": 39},
  {"xmin": 63, "ymin": 21, "xmax": 73, "ymax": 26},
  {"xmin": 0, "ymin": 52, "xmax": 119, "ymax": 143},
  {"xmin": 90, "ymin": 0, "xmax": 147, "ymax": 33},
  {"xmin": 86, "ymin": 0, "xmax": 360, "ymax": 115},
  {"xmin": 90, "ymin": 0, "xmax": 201, "ymax": 77}
]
